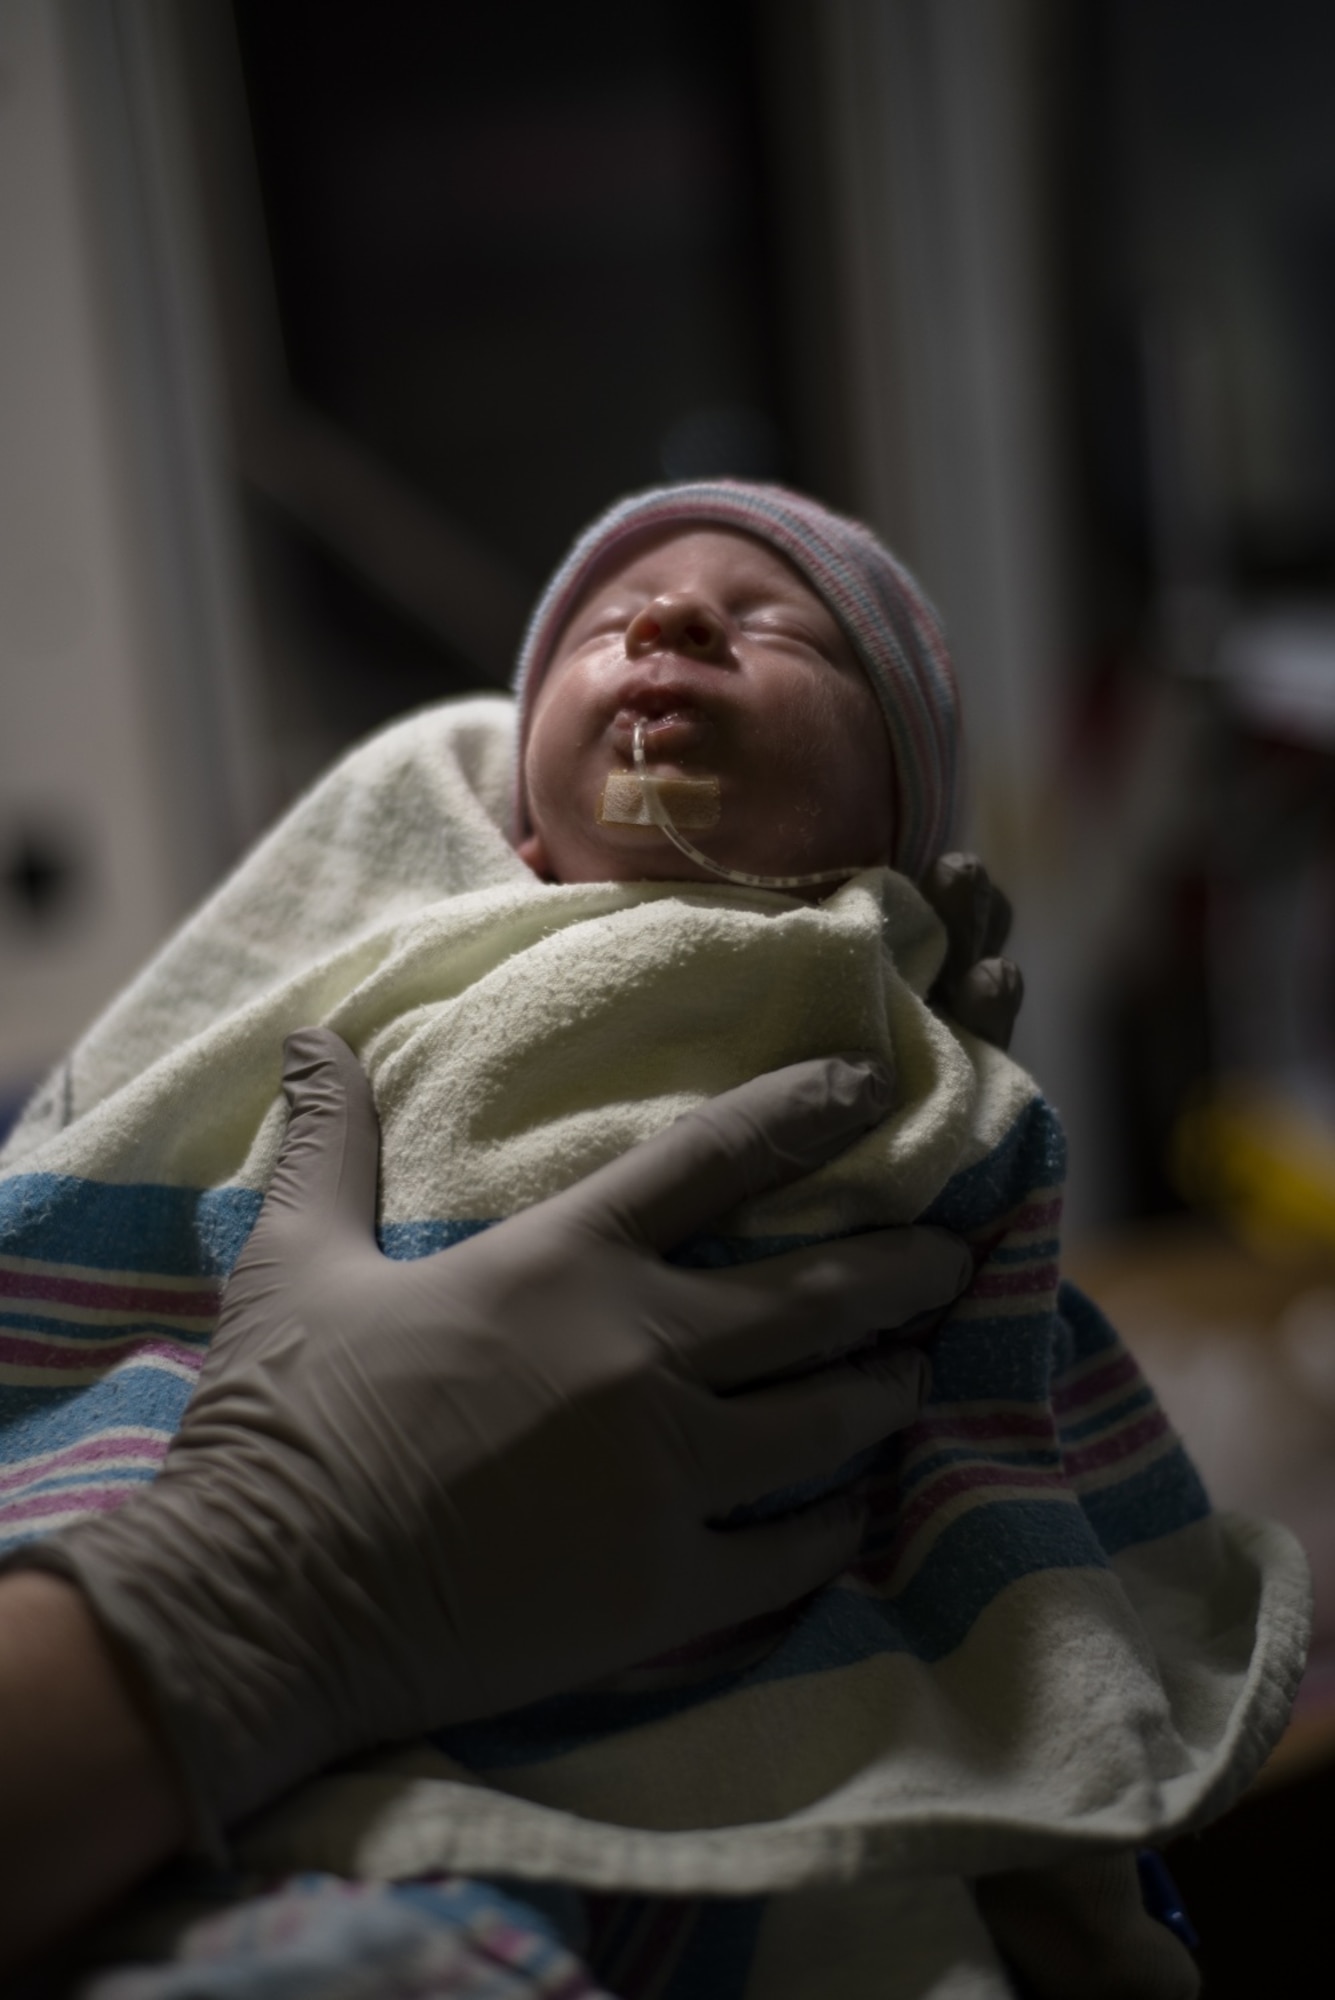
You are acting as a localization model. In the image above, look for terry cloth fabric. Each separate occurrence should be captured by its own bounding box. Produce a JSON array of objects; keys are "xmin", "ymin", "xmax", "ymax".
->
[
  {"xmin": 511, "ymin": 481, "xmax": 958, "ymax": 882},
  {"xmin": 0, "ymin": 698, "xmax": 1309, "ymax": 1999}
]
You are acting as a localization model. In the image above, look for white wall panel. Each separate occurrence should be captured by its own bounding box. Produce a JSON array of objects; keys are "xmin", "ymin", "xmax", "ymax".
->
[{"xmin": 0, "ymin": 0, "xmax": 266, "ymax": 1100}]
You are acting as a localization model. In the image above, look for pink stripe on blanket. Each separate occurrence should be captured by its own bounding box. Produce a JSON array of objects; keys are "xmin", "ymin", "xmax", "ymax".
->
[
  {"xmin": 863, "ymin": 1458, "xmax": 1071, "ymax": 1575},
  {"xmin": 0, "ymin": 1430, "xmax": 169, "ymax": 1495},
  {"xmin": 1051, "ymin": 1349, "xmax": 1139, "ymax": 1416},
  {"xmin": 1004, "ymin": 1197, "xmax": 1064, "ymax": 1233},
  {"xmin": 0, "ymin": 1482, "xmax": 142, "ymax": 1526},
  {"xmin": 0, "ymin": 1331, "xmax": 205, "ymax": 1373},
  {"xmin": 0, "ymin": 1266, "xmax": 218, "ymax": 1319},
  {"xmin": 1062, "ymin": 1406, "xmax": 1171, "ymax": 1479},
  {"xmin": 969, "ymin": 1261, "xmax": 1061, "ymax": 1300}
]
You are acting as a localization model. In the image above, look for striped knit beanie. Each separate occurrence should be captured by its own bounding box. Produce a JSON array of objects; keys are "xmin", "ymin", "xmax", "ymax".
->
[{"xmin": 512, "ymin": 480, "xmax": 959, "ymax": 882}]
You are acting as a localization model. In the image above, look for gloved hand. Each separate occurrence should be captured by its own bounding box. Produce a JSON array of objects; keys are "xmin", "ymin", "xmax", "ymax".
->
[
  {"xmin": 18, "ymin": 1031, "xmax": 969, "ymax": 1849},
  {"xmin": 924, "ymin": 851, "xmax": 1025, "ymax": 1051}
]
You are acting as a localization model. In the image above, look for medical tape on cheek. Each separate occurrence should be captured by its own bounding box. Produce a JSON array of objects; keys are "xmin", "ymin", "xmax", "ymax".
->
[{"xmin": 598, "ymin": 771, "xmax": 721, "ymax": 828}]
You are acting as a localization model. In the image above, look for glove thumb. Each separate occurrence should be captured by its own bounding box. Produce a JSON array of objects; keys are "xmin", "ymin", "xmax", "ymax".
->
[{"xmin": 252, "ymin": 1027, "xmax": 383, "ymax": 1256}]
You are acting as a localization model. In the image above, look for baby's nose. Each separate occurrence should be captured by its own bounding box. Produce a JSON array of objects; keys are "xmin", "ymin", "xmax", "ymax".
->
[{"xmin": 625, "ymin": 596, "xmax": 726, "ymax": 658}]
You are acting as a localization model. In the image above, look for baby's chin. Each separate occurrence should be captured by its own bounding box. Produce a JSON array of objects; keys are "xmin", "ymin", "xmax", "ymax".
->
[
  {"xmin": 521, "ymin": 826, "xmax": 721, "ymax": 888},
  {"xmin": 520, "ymin": 777, "xmax": 892, "ymax": 887}
]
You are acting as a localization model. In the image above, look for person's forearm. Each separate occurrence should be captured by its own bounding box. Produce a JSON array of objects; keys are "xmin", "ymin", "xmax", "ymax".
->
[{"xmin": 0, "ymin": 1570, "xmax": 187, "ymax": 1968}]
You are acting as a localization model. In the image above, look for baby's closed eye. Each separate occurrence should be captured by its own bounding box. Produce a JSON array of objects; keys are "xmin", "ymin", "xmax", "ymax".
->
[{"xmin": 741, "ymin": 614, "xmax": 844, "ymax": 665}]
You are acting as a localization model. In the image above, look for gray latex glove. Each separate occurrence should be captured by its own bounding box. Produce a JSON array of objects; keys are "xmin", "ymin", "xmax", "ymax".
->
[
  {"xmin": 924, "ymin": 852, "xmax": 1024, "ymax": 1051},
  {"xmin": 18, "ymin": 1030, "xmax": 969, "ymax": 1849}
]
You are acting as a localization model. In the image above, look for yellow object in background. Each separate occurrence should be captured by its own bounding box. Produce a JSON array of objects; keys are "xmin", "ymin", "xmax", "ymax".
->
[{"xmin": 1173, "ymin": 1085, "xmax": 1335, "ymax": 1262}]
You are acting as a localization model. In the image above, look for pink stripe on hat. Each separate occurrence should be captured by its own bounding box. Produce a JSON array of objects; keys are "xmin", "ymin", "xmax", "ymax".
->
[{"xmin": 513, "ymin": 480, "xmax": 959, "ymax": 881}]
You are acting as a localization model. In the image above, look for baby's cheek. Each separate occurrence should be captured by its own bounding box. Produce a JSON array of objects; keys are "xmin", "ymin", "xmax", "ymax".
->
[
  {"xmin": 781, "ymin": 683, "xmax": 895, "ymax": 861},
  {"xmin": 525, "ymin": 702, "xmax": 587, "ymax": 829}
]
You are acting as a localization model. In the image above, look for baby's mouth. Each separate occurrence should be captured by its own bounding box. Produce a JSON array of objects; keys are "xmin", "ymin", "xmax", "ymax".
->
[
  {"xmin": 599, "ymin": 711, "xmax": 723, "ymax": 831},
  {"xmin": 610, "ymin": 705, "xmax": 709, "ymax": 764}
]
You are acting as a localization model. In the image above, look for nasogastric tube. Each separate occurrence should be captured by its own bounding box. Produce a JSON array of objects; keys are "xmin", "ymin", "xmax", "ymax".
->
[{"xmin": 625, "ymin": 717, "xmax": 862, "ymax": 893}]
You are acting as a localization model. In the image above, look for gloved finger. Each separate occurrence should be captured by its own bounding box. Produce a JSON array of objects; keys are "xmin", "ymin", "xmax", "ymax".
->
[
  {"xmin": 949, "ymin": 958, "xmax": 1024, "ymax": 1052},
  {"xmin": 247, "ymin": 1028, "xmax": 382, "ymax": 1254},
  {"xmin": 923, "ymin": 852, "xmax": 994, "ymax": 987},
  {"xmin": 703, "ymin": 1345, "xmax": 931, "ymax": 1511},
  {"xmin": 700, "ymin": 1491, "xmax": 869, "ymax": 1628},
  {"xmin": 674, "ymin": 1227, "xmax": 970, "ymax": 1390},
  {"xmin": 553, "ymin": 1055, "xmax": 894, "ymax": 1253},
  {"xmin": 980, "ymin": 883, "xmax": 1013, "ymax": 959}
]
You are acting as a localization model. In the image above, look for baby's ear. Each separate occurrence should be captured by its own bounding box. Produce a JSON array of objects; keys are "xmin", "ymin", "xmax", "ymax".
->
[{"xmin": 515, "ymin": 831, "xmax": 552, "ymax": 880}]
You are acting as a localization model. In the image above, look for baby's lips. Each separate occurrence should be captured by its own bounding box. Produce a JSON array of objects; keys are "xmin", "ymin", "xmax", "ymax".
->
[{"xmin": 610, "ymin": 704, "xmax": 711, "ymax": 761}]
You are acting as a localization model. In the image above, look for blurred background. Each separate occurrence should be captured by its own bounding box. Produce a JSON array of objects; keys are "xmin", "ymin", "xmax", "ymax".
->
[{"xmin": 2, "ymin": 0, "xmax": 1334, "ymax": 1979}]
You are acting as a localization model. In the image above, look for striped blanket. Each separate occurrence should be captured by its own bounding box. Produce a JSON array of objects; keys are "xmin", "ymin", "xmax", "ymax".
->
[{"xmin": 0, "ymin": 698, "xmax": 1309, "ymax": 1998}]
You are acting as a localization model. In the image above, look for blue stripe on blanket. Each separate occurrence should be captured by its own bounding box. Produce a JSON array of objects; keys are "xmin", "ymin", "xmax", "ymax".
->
[
  {"xmin": 0, "ymin": 1173, "xmax": 261, "ymax": 1274},
  {"xmin": 988, "ymin": 1237, "xmax": 1061, "ymax": 1263},
  {"xmin": 0, "ymin": 1093, "xmax": 1063, "ymax": 1273},
  {"xmin": 1057, "ymin": 1277, "xmax": 1131, "ymax": 1360},
  {"xmin": 1058, "ymin": 1384, "xmax": 1156, "ymax": 1444},
  {"xmin": 1079, "ymin": 1448, "xmax": 1211, "ymax": 1555},
  {"xmin": 0, "ymin": 1374, "xmax": 196, "ymax": 1454},
  {"xmin": 913, "ymin": 1308, "xmax": 1057, "ymax": 1402},
  {"xmin": 923, "ymin": 1095, "xmax": 1067, "ymax": 1231},
  {"xmin": 0, "ymin": 1096, "xmax": 1065, "ymax": 1264},
  {"xmin": 0, "ymin": 1307, "xmax": 212, "ymax": 1343},
  {"xmin": 900, "ymin": 1440, "xmax": 1063, "ymax": 1486},
  {"xmin": 0, "ymin": 1097, "xmax": 1210, "ymax": 1691}
]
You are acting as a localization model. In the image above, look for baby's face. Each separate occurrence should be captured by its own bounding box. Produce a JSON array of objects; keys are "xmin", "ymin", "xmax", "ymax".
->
[{"xmin": 517, "ymin": 527, "xmax": 896, "ymax": 889}]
